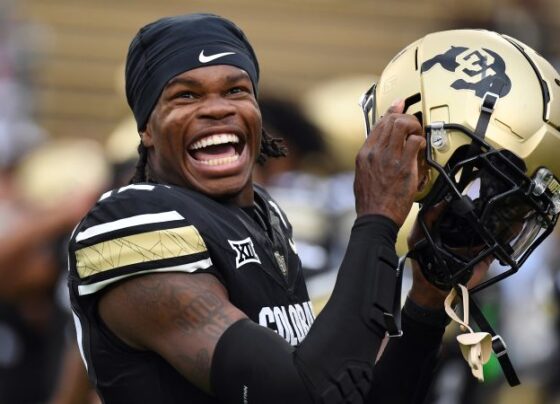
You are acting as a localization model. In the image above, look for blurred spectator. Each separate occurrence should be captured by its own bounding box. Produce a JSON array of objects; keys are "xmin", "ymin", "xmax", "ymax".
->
[
  {"xmin": 253, "ymin": 96, "xmax": 335, "ymax": 279},
  {"xmin": 1, "ymin": 8, "xmax": 108, "ymax": 398},
  {"xmin": 254, "ymin": 96, "xmax": 330, "ymax": 184},
  {"xmin": 0, "ymin": 137, "xmax": 108, "ymax": 403}
]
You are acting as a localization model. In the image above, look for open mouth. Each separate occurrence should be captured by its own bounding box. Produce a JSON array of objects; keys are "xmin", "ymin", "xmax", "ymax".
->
[{"xmin": 188, "ymin": 134, "xmax": 243, "ymax": 166}]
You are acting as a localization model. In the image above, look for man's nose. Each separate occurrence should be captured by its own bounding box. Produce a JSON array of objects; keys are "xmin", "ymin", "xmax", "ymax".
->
[{"xmin": 197, "ymin": 95, "xmax": 236, "ymax": 120}]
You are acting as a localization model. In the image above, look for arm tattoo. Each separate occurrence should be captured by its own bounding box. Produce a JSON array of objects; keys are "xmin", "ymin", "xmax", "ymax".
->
[
  {"xmin": 172, "ymin": 290, "xmax": 231, "ymax": 339},
  {"xmin": 121, "ymin": 274, "xmax": 239, "ymax": 387}
]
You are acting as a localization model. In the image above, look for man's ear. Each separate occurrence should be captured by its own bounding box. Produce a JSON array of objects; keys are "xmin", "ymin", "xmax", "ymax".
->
[{"xmin": 140, "ymin": 127, "xmax": 154, "ymax": 147}]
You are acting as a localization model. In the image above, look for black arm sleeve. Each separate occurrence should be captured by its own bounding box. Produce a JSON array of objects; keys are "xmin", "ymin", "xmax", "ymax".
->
[
  {"xmin": 367, "ymin": 299, "xmax": 446, "ymax": 404},
  {"xmin": 211, "ymin": 319, "xmax": 312, "ymax": 403},
  {"xmin": 212, "ymin": 215, "xmax": 409, "ymax": 403},
  {"xmin": 292, "ymin": 215, "xmax": 400, "ymax": 402}
]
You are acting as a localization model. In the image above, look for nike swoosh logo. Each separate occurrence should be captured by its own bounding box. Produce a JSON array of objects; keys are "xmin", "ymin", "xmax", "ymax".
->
[{"xmin": 198, "ymin": 50, "xmax": 236, "ymax": 63}]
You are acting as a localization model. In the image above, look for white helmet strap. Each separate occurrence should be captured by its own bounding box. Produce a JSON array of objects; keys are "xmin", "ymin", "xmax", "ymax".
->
[
  {"xmin": 444, "ymin": 284, "xmax": 521, "ymax": 386},
  {"xmin": 444, "ymin": 284, "xmax": 492, "ymax": 382}
]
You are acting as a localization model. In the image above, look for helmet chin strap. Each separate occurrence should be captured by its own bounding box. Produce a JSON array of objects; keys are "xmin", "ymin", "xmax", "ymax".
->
[
  {"xmin": 444, "ymin": 284, "xmax": 521, "ymax": 386},
  {"xmin": 444, "ymin": 284, "xmax": 492, "ymax": 382}
]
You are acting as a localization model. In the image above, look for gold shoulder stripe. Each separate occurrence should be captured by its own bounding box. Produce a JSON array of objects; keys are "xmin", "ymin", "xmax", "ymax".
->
[{"xmin": 75, "ymin": 225, "xmax": 207, "ymax": 278}]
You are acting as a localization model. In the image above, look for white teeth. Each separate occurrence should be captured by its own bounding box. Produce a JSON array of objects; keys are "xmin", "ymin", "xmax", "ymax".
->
[
  {"xmin": 189, "ymin": 134, "xmax": 239, "ymax": 150},
  {"xmin": 199, "ymin": 155, "xmax": 240, "ymax": 166}
]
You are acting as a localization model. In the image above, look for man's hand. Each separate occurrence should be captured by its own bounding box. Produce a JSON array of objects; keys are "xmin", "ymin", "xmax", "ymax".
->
[
  {"xmin": 354, "ymin": 100, "xmax": 426, "ymax": 226},
  {"xmin": 406, "ymin": 203, "xmax": 494, "ymax": 309}
]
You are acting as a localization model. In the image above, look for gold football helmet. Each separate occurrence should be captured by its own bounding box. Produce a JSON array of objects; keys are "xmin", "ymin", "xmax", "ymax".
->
[{"xmin": 360, "ymin": 29, "xmax": 560, "ymax": 292}]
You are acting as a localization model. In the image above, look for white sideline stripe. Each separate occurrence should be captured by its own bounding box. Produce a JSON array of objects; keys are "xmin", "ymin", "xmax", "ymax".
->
[
  {"xmin": 77, "ymin": 258, "xmax": 213, "ymax": 296},
  {"xmin": 99, "ymin": 190, "xmax": 113, "ymax": 201},
  {"xmin": 75, "ymin": 211, "xmax": 184, "ymax": 242},
  {"xmin": 72, "ymin": 311, "xmax": 88, "ymax": 371},
  {"xmin": 118, "ymin": 184, "xmax": 155, "ymax": 192},
  {"xmin": 99, "ymin": 184, "xmax": 156, "ymax": 201}
]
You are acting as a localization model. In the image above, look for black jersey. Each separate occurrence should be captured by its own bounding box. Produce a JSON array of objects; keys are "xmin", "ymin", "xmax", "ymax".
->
[{"xmin": 67, "ymin": 183, "xmax": 314, "ymax": 403}]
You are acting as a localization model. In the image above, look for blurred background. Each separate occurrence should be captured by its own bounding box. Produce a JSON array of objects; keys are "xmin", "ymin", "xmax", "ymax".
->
[{"xmin": 1, "ymin": 0, "xmax": 560, "ymax": 402}]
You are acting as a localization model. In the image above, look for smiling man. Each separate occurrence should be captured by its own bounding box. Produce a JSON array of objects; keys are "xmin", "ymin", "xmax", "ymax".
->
[
  {"xmin": 140, "ymin": 64, "xmax": 261, "ymax": 203},
  {"xmin": 67, "ymin": 13, "xmax": 460, "ymax": 403}
]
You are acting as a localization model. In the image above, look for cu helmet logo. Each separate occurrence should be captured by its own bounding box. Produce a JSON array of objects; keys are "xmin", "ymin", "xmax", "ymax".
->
[{"xmin": 421, "ymin": 46, "xmax": 511, "ymax": 98}]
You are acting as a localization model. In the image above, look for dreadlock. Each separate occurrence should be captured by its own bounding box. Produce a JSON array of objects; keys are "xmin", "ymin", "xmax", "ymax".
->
[
  {"xmin": 130, "ymin": 129, "xmax": 286, "ymax": 183},
  {"xmin": 129, "ymin": 141, "xmax": 150, "ymax": 184},
  {"xmin": 258, "ymin": 128, "xmax": 287, "ymax": 164}
]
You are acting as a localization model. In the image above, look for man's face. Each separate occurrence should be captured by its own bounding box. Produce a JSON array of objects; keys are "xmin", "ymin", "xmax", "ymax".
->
[{"xmin": 142, "ymin": 65, "xmax": 262, "ymax": 205}]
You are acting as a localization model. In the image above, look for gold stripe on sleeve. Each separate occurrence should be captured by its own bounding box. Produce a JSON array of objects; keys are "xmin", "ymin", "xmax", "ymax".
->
[{"xmin": 75, "ymin": 225, "xmax": 207, "ymax": 278}]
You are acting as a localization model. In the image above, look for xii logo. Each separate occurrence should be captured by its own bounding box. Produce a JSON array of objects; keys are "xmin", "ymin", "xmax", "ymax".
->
[{"xmin": 228, "ymin": 237, "xmax": 261, "ymax": 269}]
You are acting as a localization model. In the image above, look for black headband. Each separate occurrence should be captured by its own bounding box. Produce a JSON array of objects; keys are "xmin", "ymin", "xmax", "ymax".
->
[{"xmin": 125, "ymin": 13, "xmax": 260, "ymax": 131}]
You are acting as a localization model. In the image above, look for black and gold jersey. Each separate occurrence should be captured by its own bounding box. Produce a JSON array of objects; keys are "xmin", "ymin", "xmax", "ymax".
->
[{"xmin": 68, "ymin": 183, "xmax": 314, "ymax": 403}]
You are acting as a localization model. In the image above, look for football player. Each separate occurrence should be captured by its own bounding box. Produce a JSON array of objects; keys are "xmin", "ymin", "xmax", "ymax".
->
[{"xmin": 66, "ymin": 14, "xmax": 550, "ymax": 404}]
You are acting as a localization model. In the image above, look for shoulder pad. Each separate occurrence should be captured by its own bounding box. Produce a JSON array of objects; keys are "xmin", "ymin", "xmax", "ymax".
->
[
  {"xmin": 75, "ymin": 183, "xmax": 201, "ymax": 245},
  {"xmin": 69, "ymin": 183, "xmax": 213, "ymax": 296}
]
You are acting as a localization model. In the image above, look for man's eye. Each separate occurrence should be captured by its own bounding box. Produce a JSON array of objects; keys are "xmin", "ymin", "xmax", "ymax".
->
[
  {"xmin": 177, "ymin": 91, "xmax": 196, "ymax": 99},
  {"xmin": 228, "ymin": 87, "xmax": 247, "ymax": 95}
]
